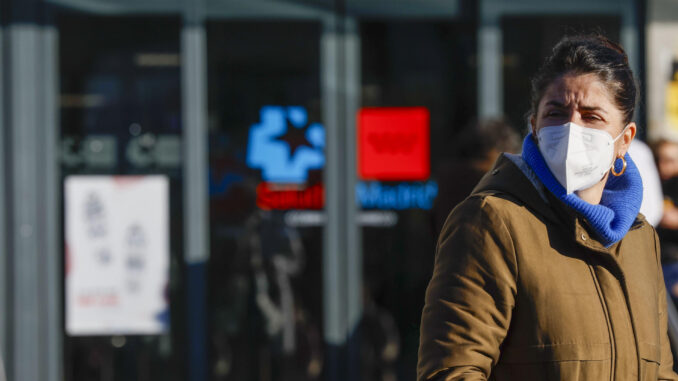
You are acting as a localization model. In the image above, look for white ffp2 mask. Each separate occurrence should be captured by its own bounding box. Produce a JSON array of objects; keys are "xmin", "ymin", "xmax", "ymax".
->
[{"xmin": 536, "ymin": 122, "xmax": 626, "ymax": 194}]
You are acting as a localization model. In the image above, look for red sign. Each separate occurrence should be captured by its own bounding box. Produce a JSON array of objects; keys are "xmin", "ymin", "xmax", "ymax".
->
[
  {"xmin": 256, "ymin": 182, "xmax": 324, "ymax": 210},
  {"xmin": 358, "ymin": 107, "xmax": 430, "ymax": 181}
]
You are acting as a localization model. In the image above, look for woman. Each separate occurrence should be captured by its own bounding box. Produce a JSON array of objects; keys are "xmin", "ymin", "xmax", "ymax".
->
[{"xmin": 418, "ymin": 35, "xmax": 678, "ymax": 381}]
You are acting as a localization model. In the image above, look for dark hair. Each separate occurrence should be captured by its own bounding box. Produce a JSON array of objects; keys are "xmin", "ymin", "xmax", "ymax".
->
[{"xmin": 529, "ymin": 34, "xmax": 637, "ymax": 125}]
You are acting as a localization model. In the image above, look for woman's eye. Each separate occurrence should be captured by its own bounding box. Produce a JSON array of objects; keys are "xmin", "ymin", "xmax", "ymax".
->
[{"xmin": 545, "ymin": 111, "xmax": 562, "ymax": 117}]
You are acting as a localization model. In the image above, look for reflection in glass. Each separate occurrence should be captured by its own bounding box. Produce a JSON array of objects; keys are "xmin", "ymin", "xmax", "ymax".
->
[
  {"xmin": 59, "ymin": 11, "xmax": 184, "ymax": 381},
  {"xmin": 207, "ymin": 20, "xmax": 325, "ymax": 381}
]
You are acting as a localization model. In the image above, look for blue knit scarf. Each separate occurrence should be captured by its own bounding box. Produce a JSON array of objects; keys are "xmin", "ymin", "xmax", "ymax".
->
[{"xmin": 521, "ymin": 133, "xmax": 643, "ymax": 247}]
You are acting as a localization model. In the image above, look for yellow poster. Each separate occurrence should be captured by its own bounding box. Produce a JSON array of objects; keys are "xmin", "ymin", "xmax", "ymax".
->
[{"xmin": 669, "ymin": 68, "xmax": 678, "ymax": 132}]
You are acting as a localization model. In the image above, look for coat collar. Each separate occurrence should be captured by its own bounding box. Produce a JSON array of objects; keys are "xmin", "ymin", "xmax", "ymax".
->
[{"xmin": 471, "ymin": 154, "xmax": 645, "ymax": 253}]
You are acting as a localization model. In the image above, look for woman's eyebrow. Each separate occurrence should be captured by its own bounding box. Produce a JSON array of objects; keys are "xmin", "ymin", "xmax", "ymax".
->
[
  {"xmin": 545, "ymin": 100, "xmax": 608, "ymax": 114},
  {"xmin": 579, "ymin": 105, "xmax": 607, "ymax": 114},
  {"xmin": 544, "ymin": 100, "xmax": 567, "ymax": 108}
]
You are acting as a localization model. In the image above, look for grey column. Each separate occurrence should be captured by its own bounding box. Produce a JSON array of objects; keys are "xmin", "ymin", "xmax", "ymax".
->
[
  {"xmin": 478, "ymin": 1, "xmax": 503, "ymax": 118},
  {"xmin": 8, "ymin": 24, "xmax": 40, "ymax": 381},
  {"xmin": 321, "ymin": 14, "xmax": 347, "ymax": 351},
  {"xmin": 5, "ymin": 20, "xmax": 60, "ymax": 381},
  {"xmin": 182, "ymin": 0, "xmax": 209, "ymax": 266},
  {"xmin": 344, "ymin": 18, "xmax": 362, "ymax": 381},
  {"xmin": 321, "ymin": 13, "xmax": 362, "ymax": 380},
  {"xmin": 0, "ymin": 25, "xmax": 6, "ymax": 369},
  {"xmin": 621, "ymin": 0, "xmax": 640, "ymax": 98},
  {"xmin": 343, "ymin": 17, "xmax": 362, "ymax": 351},
  {"xmin": 41, "ymin": 25, "xmax": 62, "ymax": 381},
  {"xmin": 182, "ymin": 1, "xmax": 209, "ymax": 381},
  {"xmin": 7, "ymin": 25, "xmax": 41, "ymax": 381}
]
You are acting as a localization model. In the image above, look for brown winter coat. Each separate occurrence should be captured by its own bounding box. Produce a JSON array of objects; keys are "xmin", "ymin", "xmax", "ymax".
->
[{"xmin": 418, "ymin": 154, "xmax": 678, "ymax": 381}]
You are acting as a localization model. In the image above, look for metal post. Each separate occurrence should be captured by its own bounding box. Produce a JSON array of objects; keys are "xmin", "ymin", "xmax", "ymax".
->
[
  {"xmin": 478, "ymin": 1, "xmax": 502, "ymax": 119},
  {"xmin": 41, "ymin": 23, "xmax": 62, "ymax": 381},
  {"xmin": 343, "ymin": 17, "xmax": 362, "ymax": 381},
  {"xmin": 0, "ymin": 24, "xmax": 6, "ymax": 372},
  {"xmin": 182, "ymin": 0, "xmax": 208, "ymax": 266},
  {"xmin": 182, "ymin": 0, "xmax": 209, "ymax": 380},
  {"xmin": 6, "ymin": 17, "xmax": 59, "ymax": 380},
  {"xmin": 7, "ymin": 23, "xmax": 41, "ymax": 381},
  {"xmin": 7, "ymin": 24, "xmax": 41, "ymax": 381},
  {"xmin": 321, "ymin": 16, "xmax": 348, "ymax": 380},
  {"xmin": 0, "ymin": 5, "xmax": 59, "ymax": 378},
  {"xmin": 321, "ymin": 11, "xmax": 362, "ymax": 381},
  {"xmin": 621, "ymin": 0, "xmax": 640, "ymax": 103}
]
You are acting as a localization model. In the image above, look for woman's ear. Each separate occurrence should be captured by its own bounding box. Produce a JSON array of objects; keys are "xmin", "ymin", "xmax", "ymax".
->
[
  {"xmin": 530, "ymin": 115, "xmax": 536, "ymax": 135},
  {"xmin": 619, "ymin": 122, "xmax": 636, "ymax": 156}
]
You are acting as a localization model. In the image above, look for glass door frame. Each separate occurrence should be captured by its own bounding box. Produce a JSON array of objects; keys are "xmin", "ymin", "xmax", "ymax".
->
[{"xmin": 478, "ymin": 0, "xmax": 641, "ymax": 119}]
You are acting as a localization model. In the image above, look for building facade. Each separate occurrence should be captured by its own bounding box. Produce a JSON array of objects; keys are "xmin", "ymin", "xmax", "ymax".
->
[{"xmin": 0, "ymin": 0, "xmax": 654, "ymax": 380}]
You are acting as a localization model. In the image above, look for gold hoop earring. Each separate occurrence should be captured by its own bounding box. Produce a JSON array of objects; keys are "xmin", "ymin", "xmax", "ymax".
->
[{"xmin": 611, "ymin": 155, "xmax": 627, "ymax": 177}]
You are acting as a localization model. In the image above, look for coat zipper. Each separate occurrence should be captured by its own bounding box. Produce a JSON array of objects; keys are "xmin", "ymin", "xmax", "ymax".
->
[
  {"xmin": 615, "ymin": 272, "xmax": 642, "ymax": 381},
  {"xmin": 589, "ymin": 264, "xmax": 616, "ymax": 381}
]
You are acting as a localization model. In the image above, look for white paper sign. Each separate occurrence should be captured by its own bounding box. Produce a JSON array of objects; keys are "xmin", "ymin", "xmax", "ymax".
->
[{"xmin": 65, "ymin": 175, "xmax": 170, "ymax": 335}]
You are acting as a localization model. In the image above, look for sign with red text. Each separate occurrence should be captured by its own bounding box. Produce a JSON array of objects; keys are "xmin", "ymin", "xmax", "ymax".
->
[
  {"xmin": 256, "ymin": 182, "xmax": 324, "ymax": 210},
  {"xmin": 358, "ymin": 107, "xmax": 430, "ymax": 181},
  {"xmin": 65, "ymin": 175, "xmax": 170, "ymax": 335}
]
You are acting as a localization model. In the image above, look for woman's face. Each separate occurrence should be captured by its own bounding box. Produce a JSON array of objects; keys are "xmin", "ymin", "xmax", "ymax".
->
[{"xmin": 531, "ymin": 73, "xmax": 636, "ymax": 157}]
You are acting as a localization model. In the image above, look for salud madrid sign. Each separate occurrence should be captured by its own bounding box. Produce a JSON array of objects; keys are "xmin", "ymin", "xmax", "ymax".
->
[{"xmin": 245, "ymin": 106, "xmax": 437, "ymax": 210}]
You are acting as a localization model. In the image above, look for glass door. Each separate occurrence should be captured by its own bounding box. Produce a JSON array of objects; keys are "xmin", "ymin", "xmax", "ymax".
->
[
  {"xmin": 206, "ymin": 16, "xmax": 325, "ymax": 381},
  {"xmin": 354, "ymin": 9, "xmax": 478, "ymax": 380},
  {"xmin": 58, "ymin": 10, "xmax": 184, "ymax": 381}
]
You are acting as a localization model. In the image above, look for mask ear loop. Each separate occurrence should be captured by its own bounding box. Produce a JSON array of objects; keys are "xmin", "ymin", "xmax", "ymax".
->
[{"xmin": 610, "ymin": 125, "xmax": 630, "ymax": 177}]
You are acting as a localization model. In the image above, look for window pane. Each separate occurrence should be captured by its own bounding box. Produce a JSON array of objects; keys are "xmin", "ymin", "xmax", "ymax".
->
[
  {"xmin": 59, "ymin": 11, "xmax": 184, "ymax": 381},
  {"xmin": 502, "ymin": 15, "xmax": 620, "ymax": 129},
  {"xmin": 206, "ymin": 20, "xmax": 325, "ymax": 381},
  {"xmin": 358, "ymin": 18, "xmax": 477, "ymax": 380}
]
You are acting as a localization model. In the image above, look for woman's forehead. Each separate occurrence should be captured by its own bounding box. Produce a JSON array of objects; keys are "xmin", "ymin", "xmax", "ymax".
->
[{"xmin": 540, "ymin": 73, "xmax": 615, "ymax": 108}]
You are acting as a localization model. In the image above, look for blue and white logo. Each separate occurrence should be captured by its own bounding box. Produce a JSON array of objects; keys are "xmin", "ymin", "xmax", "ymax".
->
[{"xmin": 246, "ymin": 106, "xmax": 325, "ymax": 184}]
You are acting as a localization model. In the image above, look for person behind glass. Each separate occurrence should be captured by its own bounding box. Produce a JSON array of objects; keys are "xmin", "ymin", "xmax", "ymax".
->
[
  {"xmin": 431, "ymin": 118, "xmax": 521, "ymax": 237},
  {"xmin": 652, "ymin": 139, "xmax": 678, "ymax": 239},
  {"xmin": 651, "ymin": 139, "xmax": 678, "ymax": 304},
  {"xmin": 418, "ymin": 34, "xmax": 678, "ymax": 381}
]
